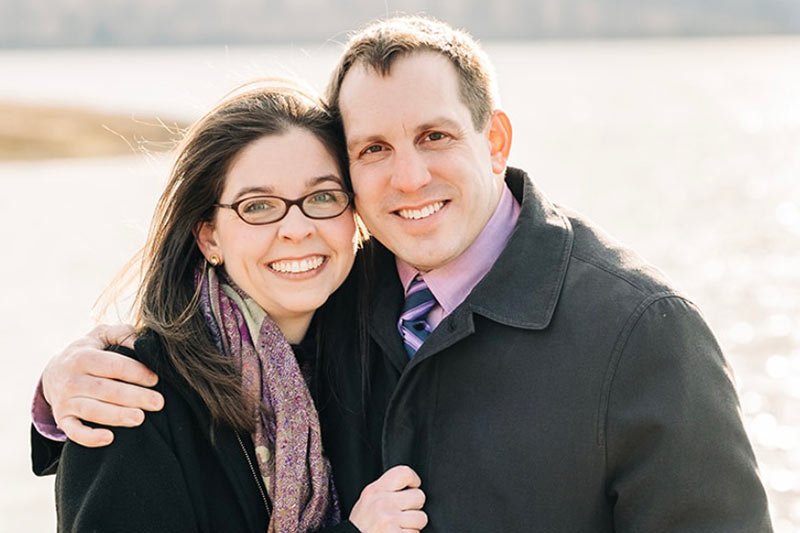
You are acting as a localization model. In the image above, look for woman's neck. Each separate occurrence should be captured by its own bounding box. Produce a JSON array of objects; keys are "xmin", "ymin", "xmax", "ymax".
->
[{"xmin": 274, "ymin": 312, "xmax": 314, "ymax": 344}]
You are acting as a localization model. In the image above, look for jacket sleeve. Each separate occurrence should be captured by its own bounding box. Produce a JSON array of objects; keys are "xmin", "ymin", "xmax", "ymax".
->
[
  {"xmin": 56, "ymin": 414, "xmax": 199, "ymax": 533},
  {"xmin": 31, "ymin": 424, "xmax": 64, "ymax": 476},
  {"xmin": 604, "ymin": 295, "xmax": 772, "ymax": 532}
]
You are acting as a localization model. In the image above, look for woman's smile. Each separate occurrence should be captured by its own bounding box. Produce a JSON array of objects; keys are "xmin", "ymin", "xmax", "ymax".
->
[{"xmin": 267, "ymin": 255, "xmax": 327, "ymax": 275}]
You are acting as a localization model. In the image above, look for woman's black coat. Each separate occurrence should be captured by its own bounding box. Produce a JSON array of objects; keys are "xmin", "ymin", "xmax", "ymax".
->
[{"xmin": 32, "ymin": 331, "xmax": 358, "ymax": 533}]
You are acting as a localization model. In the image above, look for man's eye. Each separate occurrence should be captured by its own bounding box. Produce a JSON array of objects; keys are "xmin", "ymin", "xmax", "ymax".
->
[{"xmin": 426, "ymin": 131, "xmax": 446, "ymax": 141}]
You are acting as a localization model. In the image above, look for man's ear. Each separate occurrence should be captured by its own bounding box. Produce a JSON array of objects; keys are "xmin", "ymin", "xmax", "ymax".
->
[
  {"xmin": 194, "ymin": 221, "xmax": 221, "ymax": 263},
  {"xmin": 486, "ymin": 110, "xmax": 512, "ymax": 175}
]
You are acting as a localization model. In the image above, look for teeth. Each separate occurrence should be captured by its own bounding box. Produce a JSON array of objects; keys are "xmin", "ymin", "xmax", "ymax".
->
[
  {"xmin": 398, "ymin": 201, "xmax": 444, "ymax": 220},
  {"xmin": 269, "ymin": 256, "xmax": 324, "ymax": 273}
]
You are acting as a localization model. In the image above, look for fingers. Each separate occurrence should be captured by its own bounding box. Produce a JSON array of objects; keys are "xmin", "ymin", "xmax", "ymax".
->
[
  {"xmin": 52, "ymin": 375, "xmax": 163, "ymax": 431},
  {"xmin": 399, "ymin": 510, "xmax": 428, "ymax": 530},
  {"xmin": 91, "ymin": 323, "xmax": 137, "ymax": 350},
  {"xmin": 393, "ymin": 487, "xmax": 425, "ymax": 511},
  {"xmin": 349, "ymin": 466, "xmax": 427, "ymax": 532},
  {"xmin": 350, "ymin": 498, "xmax": 428, "ymax": 533},
  {"xmin": 40, "ymin": 325, "xmax": 164, "ymax": 440},
  {"xmin": 375, "ymin": 464, "xmax": 422, "ymax": 491},
  {"xmin": 60, "ymin": 396, "xmax": 146, "ymax": 427},
  {"xmin": 63, "ymin": 374, "xmax": 164, "ymax": 412},
  {"xmin": 58, "ymin": 416, "xmax": 115, "ymax": 448},
  {"xmin": 48, "ymin": 350, "xmax": 164, "ymax": 418},
  {"xmin": 80, "ymin": 349, "xmax": 159, "ymax": 388}
]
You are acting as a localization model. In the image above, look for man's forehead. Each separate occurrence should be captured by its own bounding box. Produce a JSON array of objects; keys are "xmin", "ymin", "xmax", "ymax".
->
[{"xmin": 338, "ymin": 52, "xmax": 462, "ymax": 122}]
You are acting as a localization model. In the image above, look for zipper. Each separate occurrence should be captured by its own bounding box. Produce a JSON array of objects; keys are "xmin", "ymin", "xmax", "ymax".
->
[{"xmin": 236, "ymin": 432, "xmax": 272, "ymax": 516}]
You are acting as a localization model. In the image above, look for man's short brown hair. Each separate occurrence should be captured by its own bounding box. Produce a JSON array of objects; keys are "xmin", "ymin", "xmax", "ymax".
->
[{"xmin": 326, "ymin": 15, "xmax": 499, "ymax": 131}]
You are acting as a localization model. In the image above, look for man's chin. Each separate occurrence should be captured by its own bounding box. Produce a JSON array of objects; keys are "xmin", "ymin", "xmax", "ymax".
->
[{"xmin": 398, "ymin": 246, "xmax": 458, "ymax": 272}]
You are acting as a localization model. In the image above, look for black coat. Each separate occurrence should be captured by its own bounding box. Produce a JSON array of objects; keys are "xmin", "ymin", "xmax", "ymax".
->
[
  {"xmin": 32, "ymin": 332, "xmax": 358, "ymax": 533},
  {"xmin": 317, "ymin": 168, "xmax": 772, "ymax": 532}
]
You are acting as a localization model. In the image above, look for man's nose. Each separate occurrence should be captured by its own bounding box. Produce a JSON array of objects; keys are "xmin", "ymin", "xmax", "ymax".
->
[
  {"xmin": 390, "ymin": 147, "xmax": 432, "ymax": 193},
  {"xmin": 276, "ymin": 204, "xmax": 315, "ymax": 242}
]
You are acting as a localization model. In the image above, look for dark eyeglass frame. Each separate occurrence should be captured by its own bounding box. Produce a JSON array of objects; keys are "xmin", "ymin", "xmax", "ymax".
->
[{"xmin": 214, "ymin": 189, "xmax": 354, "ymax": 226}]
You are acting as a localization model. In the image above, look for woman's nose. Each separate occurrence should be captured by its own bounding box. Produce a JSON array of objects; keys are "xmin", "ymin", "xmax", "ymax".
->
[{"xmin": 276, "ymin": 204, "xmax": 315, "ymax": 242}]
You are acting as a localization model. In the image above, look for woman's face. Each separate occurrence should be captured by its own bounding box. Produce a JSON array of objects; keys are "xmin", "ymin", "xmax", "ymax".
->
[{"xmin": 197, "ymin": 127, "xmax": 357, "ymax": 338}]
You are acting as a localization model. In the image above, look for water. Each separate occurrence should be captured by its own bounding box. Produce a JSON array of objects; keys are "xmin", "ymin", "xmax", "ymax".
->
[{"xmin": 2, "ymin": 37, "xmax": 799, "ymax": 531}]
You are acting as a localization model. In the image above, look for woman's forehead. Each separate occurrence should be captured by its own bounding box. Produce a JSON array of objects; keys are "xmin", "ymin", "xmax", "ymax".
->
[{"xmin": 223, "ymin": 130, "xmax": 342, "ymax": 197}]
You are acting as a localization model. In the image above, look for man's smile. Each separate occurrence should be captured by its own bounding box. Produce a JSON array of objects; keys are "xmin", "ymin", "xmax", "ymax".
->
[{"xmin": 395, "ymin": 200, "xmax": 446, "ymax": 220}]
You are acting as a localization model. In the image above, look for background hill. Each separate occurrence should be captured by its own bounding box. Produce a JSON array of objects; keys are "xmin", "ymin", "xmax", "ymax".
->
[{"xmin": 2, "ymin": 0, "xmax": 799, "ymax": 48}]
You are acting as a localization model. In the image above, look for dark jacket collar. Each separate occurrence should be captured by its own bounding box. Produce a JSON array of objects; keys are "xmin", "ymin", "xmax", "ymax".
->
[
  {"xmin": 467, "ymin": 166, "xmax": 573, "ymax": 329},
  {"xmin": 371, "ymin": 167, "xmax": 572, "ymax": 330}
]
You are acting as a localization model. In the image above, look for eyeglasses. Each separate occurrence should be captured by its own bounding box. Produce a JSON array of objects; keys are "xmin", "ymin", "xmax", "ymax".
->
[{"xmin": 214, "ymin": 189, "xmax": 353, "ymax": 225}]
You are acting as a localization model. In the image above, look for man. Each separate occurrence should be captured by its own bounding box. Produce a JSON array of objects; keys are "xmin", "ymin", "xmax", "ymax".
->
[{"xmin": 33, "ymin": 16, "xmax": 772, "ymax": 531}]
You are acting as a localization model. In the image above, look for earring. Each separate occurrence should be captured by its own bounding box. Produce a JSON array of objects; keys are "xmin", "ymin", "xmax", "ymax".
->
[{"xmin": 209, "ymin": 255, "xmax": 222, "ymax": 266}]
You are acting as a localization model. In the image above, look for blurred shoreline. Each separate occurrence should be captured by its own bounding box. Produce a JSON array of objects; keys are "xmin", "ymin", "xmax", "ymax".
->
[{"xmin": 0, "ymin": 102, "xmax": 186, "ymax": 160}]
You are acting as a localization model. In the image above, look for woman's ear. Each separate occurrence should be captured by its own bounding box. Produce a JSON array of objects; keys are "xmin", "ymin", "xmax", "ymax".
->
[
  {"xmin": 486, "ymin": 110, "xmax": 513, "ymax": 175},
  {"xmin": 194, "ymin": 221, "xmax": 222, "ymax": 263}
]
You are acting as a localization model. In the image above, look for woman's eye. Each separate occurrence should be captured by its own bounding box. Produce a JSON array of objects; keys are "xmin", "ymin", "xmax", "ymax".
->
[
  {"xmin": 363, "ymin": 145, "xmax": 383, "ymax": 155},
  {"xmin": 309, "ymin": 191, "xmax": 336, "ymax": 204},
  {"xmin": 242, "ymin": 198, "xmax": 279, "ymax": 213}
]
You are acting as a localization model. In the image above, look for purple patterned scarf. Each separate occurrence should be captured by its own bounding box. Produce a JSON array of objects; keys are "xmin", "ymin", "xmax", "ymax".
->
[{"xmin": 196, "ymin": 265, "xmax": 340, "ymax": 532}]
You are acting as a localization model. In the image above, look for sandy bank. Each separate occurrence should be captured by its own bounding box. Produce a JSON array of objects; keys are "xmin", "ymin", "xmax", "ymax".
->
[{"xmin": 0, "ymin": 102, "xmax": 187, "ymax": 160}]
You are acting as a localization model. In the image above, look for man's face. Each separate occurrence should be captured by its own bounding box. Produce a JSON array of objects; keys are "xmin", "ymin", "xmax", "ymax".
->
[{"xmin": 338, "ymin": 51, "xmax": 506, "ymax": 271}]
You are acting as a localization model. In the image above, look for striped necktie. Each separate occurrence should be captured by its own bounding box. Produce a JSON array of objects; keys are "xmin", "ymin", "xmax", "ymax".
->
[{"xmin": 398, "ymin": 276, "xmax": 436, "ymax": 358}]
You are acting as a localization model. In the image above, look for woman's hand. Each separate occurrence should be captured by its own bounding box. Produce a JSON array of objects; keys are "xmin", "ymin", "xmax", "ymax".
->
[
  {"xmin": 41, "ymin": 324, "xmax": 164, "ymax": 447},
  {"xmin": 349, "ymin": 465, "xmax": 428, "ymax": 532}
]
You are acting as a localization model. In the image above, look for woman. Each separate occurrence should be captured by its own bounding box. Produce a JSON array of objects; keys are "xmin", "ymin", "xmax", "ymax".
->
[{"xmin": 53, "ymin": 81, "xmax": 425, "ymax": 532}]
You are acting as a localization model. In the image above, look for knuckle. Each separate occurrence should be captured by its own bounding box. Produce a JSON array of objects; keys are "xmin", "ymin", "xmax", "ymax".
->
[
  {"xmin": 399, "ymin": 465, "xmax": 416, "ymax": 480},
  {"xmin": 72, "ymin": 399, "xmax": 91, "ymax": 420},
  {"xmin": 61, "ymin": 375, "xmax": 87, "ymax": 401},
  {"xmin": 125, "ymin": 409, "xmax": 145, "ymax": 426},
  {"xmin": 360, "ymin": 484, "xmax": 377, "ymax": 500},
  {"xmin": 89, "ymin": 324, "xmax": 108, "ymax": 343},
  {"xmin": 358, "ymin": 485, "xmax": 372, "ymax": 505},
  {"xmin": 89, "ymin": 375, "xmax": 107, "ymax": 391},
  {"xmin": 60, "ymin": 376, "xmax": 76, "ymax": 396},
  {"xmin": 59, "ymin": 416, "xmax": 81, "ymax": 437},
  {"xmin": 57, "ymin": 397, "xmax": 76, "ymax": 418},
  {"xmin": 64, "ymin": 346, "xmax": 90, "ymax": 372},
  {"xmin": 55, "ymin": 348, "xmax": 78, "ymax": 373},
  {"xmin": 109, "ymin": 356, "xmax": 126, "ymax": 377}
]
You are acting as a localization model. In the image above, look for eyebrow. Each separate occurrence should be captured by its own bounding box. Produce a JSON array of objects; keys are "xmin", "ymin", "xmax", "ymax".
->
[
  {"xmin": 231, "ymin": 174, "xmax": 342, "ymax": 201},
  {"xmin": 416, "ymin": 116, "xmax": 464, "ymax": 134},
  {"xmin": 346, "ymin": 116, "xmax": 465, "ymax": 151}
]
